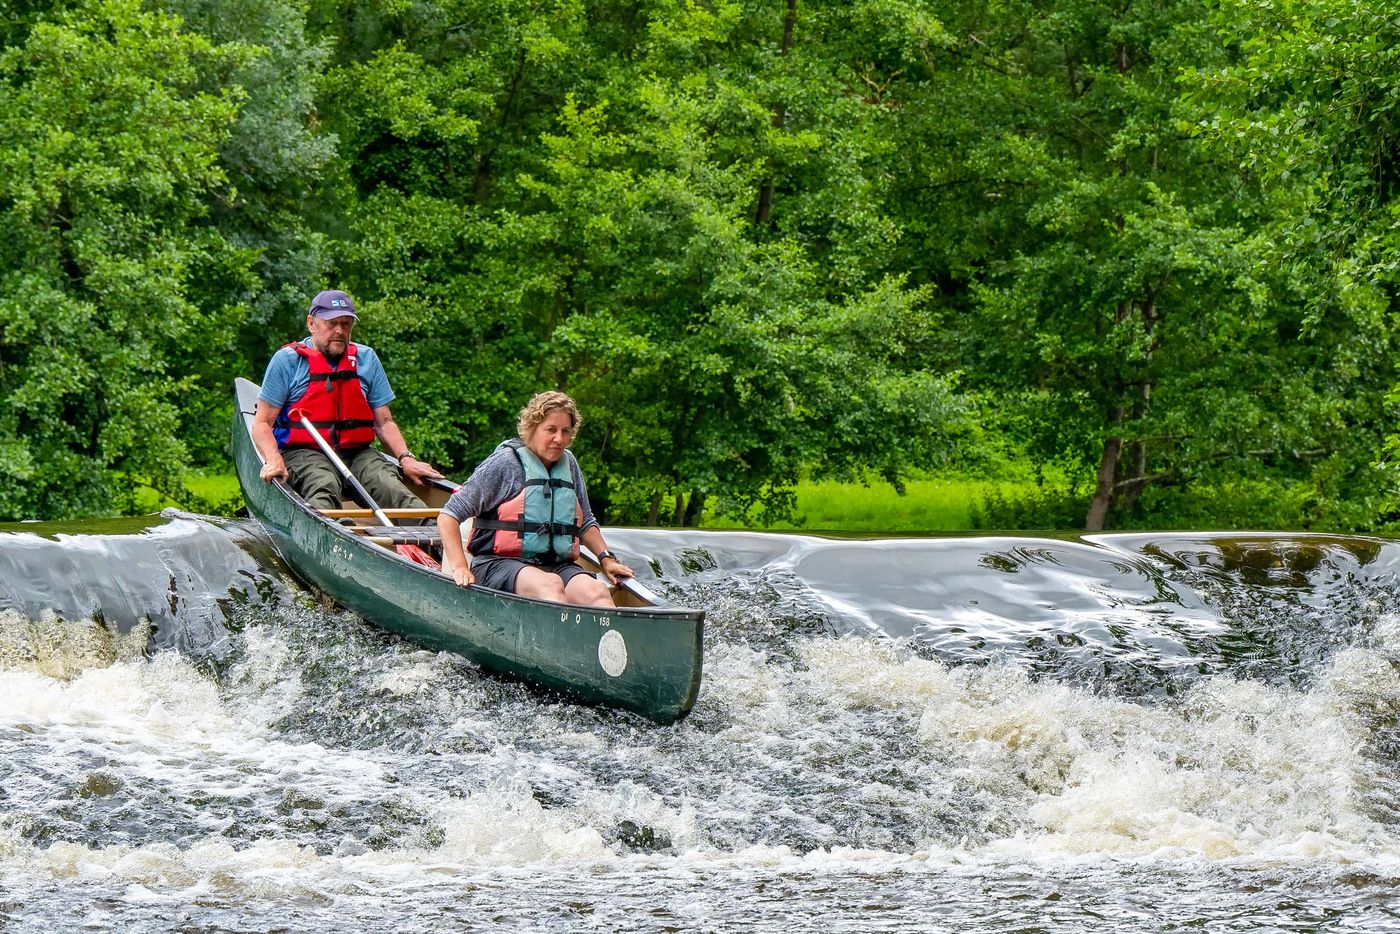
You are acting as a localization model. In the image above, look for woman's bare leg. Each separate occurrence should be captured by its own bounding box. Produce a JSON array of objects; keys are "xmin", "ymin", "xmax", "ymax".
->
[
  {"xmin": 564, "ymin": 573, "xmax": 615, "ymax": 608},
  {"xmin": 512, "ymin": 565, "xmax": 568, "ymax": 602}
]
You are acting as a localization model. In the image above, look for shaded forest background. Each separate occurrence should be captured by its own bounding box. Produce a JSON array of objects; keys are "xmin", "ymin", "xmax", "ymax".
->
[{"xmin": 2, "ymin": 0, "xmax": 1399, "ymax": 531}]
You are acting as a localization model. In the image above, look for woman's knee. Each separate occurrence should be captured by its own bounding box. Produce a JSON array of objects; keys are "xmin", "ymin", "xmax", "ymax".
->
[
  {"xmin": 515, "ymin": 567, "xmax": 567, "ymax": 601},
  {"xmin": 565, "ymin": 575, "xmax": 615, "ymax": 608}
]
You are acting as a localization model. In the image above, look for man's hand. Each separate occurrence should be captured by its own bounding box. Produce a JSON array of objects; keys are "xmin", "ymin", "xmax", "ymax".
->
[
  {"xmin": 452, "ymin": 564, "xmax": 475, "ymax": 587},
  {"xmin": 401, "ymin": 456, "xmax": 445, "ymax": 484},
  {"xmin": 252, "ymin": 401, "xmax": 290, "ymax": 483},
  {"xmin": 260, "ymin": 453, "xmax": 289, "ymax": 483}
]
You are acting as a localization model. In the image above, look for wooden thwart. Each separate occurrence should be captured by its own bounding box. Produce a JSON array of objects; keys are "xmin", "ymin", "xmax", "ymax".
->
[
  {"xmin": 344, "ymin": 524, "xmax": 442, "ymax": 544},
  {"xmin": 321, "ymin": 507, "xmax": 442, "ymax": 519}
]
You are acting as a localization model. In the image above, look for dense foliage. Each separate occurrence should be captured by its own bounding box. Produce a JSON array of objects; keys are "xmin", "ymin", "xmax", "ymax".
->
[{"xmin": 0, "ymin": 0, "xmax": 1396, "ymax": 529}]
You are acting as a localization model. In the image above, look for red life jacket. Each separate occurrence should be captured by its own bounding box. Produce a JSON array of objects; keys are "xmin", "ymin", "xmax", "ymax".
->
[{"xmin": 275, "ymin": 342, "xmax": 377, "ymax": 450}]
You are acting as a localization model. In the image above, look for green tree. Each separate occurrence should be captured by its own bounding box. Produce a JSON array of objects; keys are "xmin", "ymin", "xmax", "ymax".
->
[
  {"xmin": 163, "ymin": 0, "xmax": 335, "ymax": 463},
  {"xmin": 303, "ymin": 0, "xmax": 593, "ymax": 467},
  {"xmin": 1188, "ymin": 0, "xmax": 1400, "ymax": 524},
  {"xmin": 0, "ymin": 0, "xmax": 246, "ymax": 518},
  {"xmin": 881, "ymin": 0, "xmax": 1386, "ymax": 530},
  {"xmin": 306, "ymin": 0, "xmax": 966, "ymax": 524}
]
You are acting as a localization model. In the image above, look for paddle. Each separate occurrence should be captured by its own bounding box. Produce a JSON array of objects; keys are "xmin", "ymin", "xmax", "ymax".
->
[
  {"xmin": 579, "ymin": 545, "xmax": 664, "ymax": 606},
  {"xmin": 286, "ymin": 407, "xmax": 441, "ymax": 569}
]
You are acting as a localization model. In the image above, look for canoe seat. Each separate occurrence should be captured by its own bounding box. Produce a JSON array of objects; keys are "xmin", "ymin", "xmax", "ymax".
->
[{"xmin": 357, "ymin": 526, "xmax": 444, "ymax": 549}]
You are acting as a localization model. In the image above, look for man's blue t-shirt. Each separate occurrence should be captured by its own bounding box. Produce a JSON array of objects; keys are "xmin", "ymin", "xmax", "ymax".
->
[{"xmin": 257, "ymin": 338, "xmax": 396, "ymax": 412}]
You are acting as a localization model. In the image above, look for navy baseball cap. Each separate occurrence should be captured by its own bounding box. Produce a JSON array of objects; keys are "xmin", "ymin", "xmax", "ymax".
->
[{"xmin": 309, "ymin": 289, "xmax": 358, "ymax": 320}]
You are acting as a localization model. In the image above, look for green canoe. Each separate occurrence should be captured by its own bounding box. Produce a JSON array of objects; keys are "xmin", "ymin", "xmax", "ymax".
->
[{"xmin": 231, "ymin": 378, "xmax": 704, "ymax": 723}]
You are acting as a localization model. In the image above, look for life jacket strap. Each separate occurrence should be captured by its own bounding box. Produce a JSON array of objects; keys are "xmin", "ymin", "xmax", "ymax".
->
[
  {"xmin": 521, "ymin": 476, "xmax": 576, "ymax": 497},
  {"xmin": 474, "ymin": 517, "xmax": 581, "ymax": 538},
  {"xmin": 276, "ymin": 417, "xmax": 375, "ymax": 429}
]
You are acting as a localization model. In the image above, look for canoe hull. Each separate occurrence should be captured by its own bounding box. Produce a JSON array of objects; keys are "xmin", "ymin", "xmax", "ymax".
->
[{"xmin": 231, "ymin": 379, "xmax": 703, "ymax": 722}]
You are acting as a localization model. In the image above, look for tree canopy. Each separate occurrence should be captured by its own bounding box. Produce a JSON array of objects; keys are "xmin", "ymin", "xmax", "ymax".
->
[{"xmin": 0, "ymin": 0, "xmax": 1396, "ymax": 530}]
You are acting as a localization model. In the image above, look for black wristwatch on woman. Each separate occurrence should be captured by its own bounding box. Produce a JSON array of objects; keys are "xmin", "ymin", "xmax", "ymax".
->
[{"xmin": 597, "ymin": 550, "xmax": 616, "ymax": 562}]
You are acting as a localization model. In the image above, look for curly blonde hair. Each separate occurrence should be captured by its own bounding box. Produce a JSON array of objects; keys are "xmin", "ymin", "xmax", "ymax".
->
[{"xmin": 517, "ymin": 391, "xmax": 581, "ymax": 442}]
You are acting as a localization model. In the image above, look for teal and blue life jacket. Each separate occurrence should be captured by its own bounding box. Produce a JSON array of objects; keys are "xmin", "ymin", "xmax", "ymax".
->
[{"xmin": 471, "ymin": 440, "xmax": 582, "ymax": 562}]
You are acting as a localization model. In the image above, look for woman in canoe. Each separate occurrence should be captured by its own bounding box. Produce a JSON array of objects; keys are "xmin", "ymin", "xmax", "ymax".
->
[{"xmin": 438, "ymin": 391, "xmax": 635, "ymax": 606}]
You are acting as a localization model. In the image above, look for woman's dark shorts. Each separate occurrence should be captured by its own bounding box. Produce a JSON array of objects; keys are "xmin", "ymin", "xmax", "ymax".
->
[{"xmin": 469, "ymin": 555, "xmax": 590, "ymax": 594}]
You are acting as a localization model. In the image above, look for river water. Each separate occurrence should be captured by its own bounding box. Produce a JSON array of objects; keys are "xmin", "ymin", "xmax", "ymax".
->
[{"xmin": 3, "ymin": 514, "xmax": 1400, "ymax": 931}]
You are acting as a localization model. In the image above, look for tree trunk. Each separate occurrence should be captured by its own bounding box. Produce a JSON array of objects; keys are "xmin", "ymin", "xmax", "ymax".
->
[
  {"xmin": 671, "ymin": 493, "xmax": 685, "ymax": 527},
  {"xmin": 683, "ymin": 491, "xmax": 706, "ymax": 527},
  {"xmin": 1119, "ymin": 441, "xmax": 1147, "ymax": 512},
  {"xmin": 755, "ymin": 0, "xmax": 797, "ymax": 226},
  {"xmin": 1119, "ymin": 381, "xmax": 1152, "ymax": 511},
  {"xmin": 1085, "ymin": 430, "xmax": 1122, "ymax": 531},
  {"xmin": 475, "ymin": 50, "xmax": 528, "ymax": 202},
  {"xmin": 755, "ymin": 179, "xmax": 776, "ymax": 227},
  {"xmin": 1087, "ymin": 288, "xmax": 1157, "ymax": 529},
  {"xmin": 1119, "ymin": 297, "xmax": 1157, "ymax": 512},
  {"xmin": 647, "ymin": 492, "xmax": 662, "ymax": 527},
  {"xmin": 472, "ymin": 151, "xmax": 492, "ymax": 202}
]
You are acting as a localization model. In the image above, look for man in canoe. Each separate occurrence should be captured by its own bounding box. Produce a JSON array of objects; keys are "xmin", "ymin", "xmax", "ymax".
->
[
  {"xmin": 251, "ymin": 289, "xmax": 444, "ymax": 509},
  {"xmin": 438, "ymin": 391, "xmax": 634, "ymax": 607}
]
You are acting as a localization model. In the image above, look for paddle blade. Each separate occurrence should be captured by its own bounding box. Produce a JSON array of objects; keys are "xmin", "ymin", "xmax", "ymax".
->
[{"xmin": 397, "ymin": 544, "xmax": 441, "ymax": 570}]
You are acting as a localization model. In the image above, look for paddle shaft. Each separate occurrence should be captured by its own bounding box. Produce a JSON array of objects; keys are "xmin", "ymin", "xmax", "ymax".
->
[
  {"xmin": 288, "ymin": 410, "xmax": 394, "ymax": 526},
  {"xmin": 579, "ymin": 545, "xmax": 662, "ymax": 605}
]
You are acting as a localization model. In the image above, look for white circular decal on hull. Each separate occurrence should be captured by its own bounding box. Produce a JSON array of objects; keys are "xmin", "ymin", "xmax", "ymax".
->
[{"xmin": 598, "ymin": 629, "xmax": 628, "ymax": 677}]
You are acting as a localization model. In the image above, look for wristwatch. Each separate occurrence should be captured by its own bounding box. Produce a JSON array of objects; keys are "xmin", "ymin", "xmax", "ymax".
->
[
  {"xmin": 397, "ymin": 451, "xmax": 416, "ymax": 462},
  {"xmin": 597, "ymin": 550, "xmax": 616, "ymax": 562}
]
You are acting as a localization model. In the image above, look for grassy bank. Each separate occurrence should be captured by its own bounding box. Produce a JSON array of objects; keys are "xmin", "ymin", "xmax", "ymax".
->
[
  {"xmin": 135, "ymin": 471, "xmax": 244, "ymax": 516},
  {"xmin": 136, "ymin": 469, "xmax": 1387, "ymax": 535},
  {"xmin": 147, "ymin": 471, "xmax": 1015, "ymax": 532},
  {"xmin": 700, "ymin": 476, "xmax": 1014, "ymax": 533}
]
